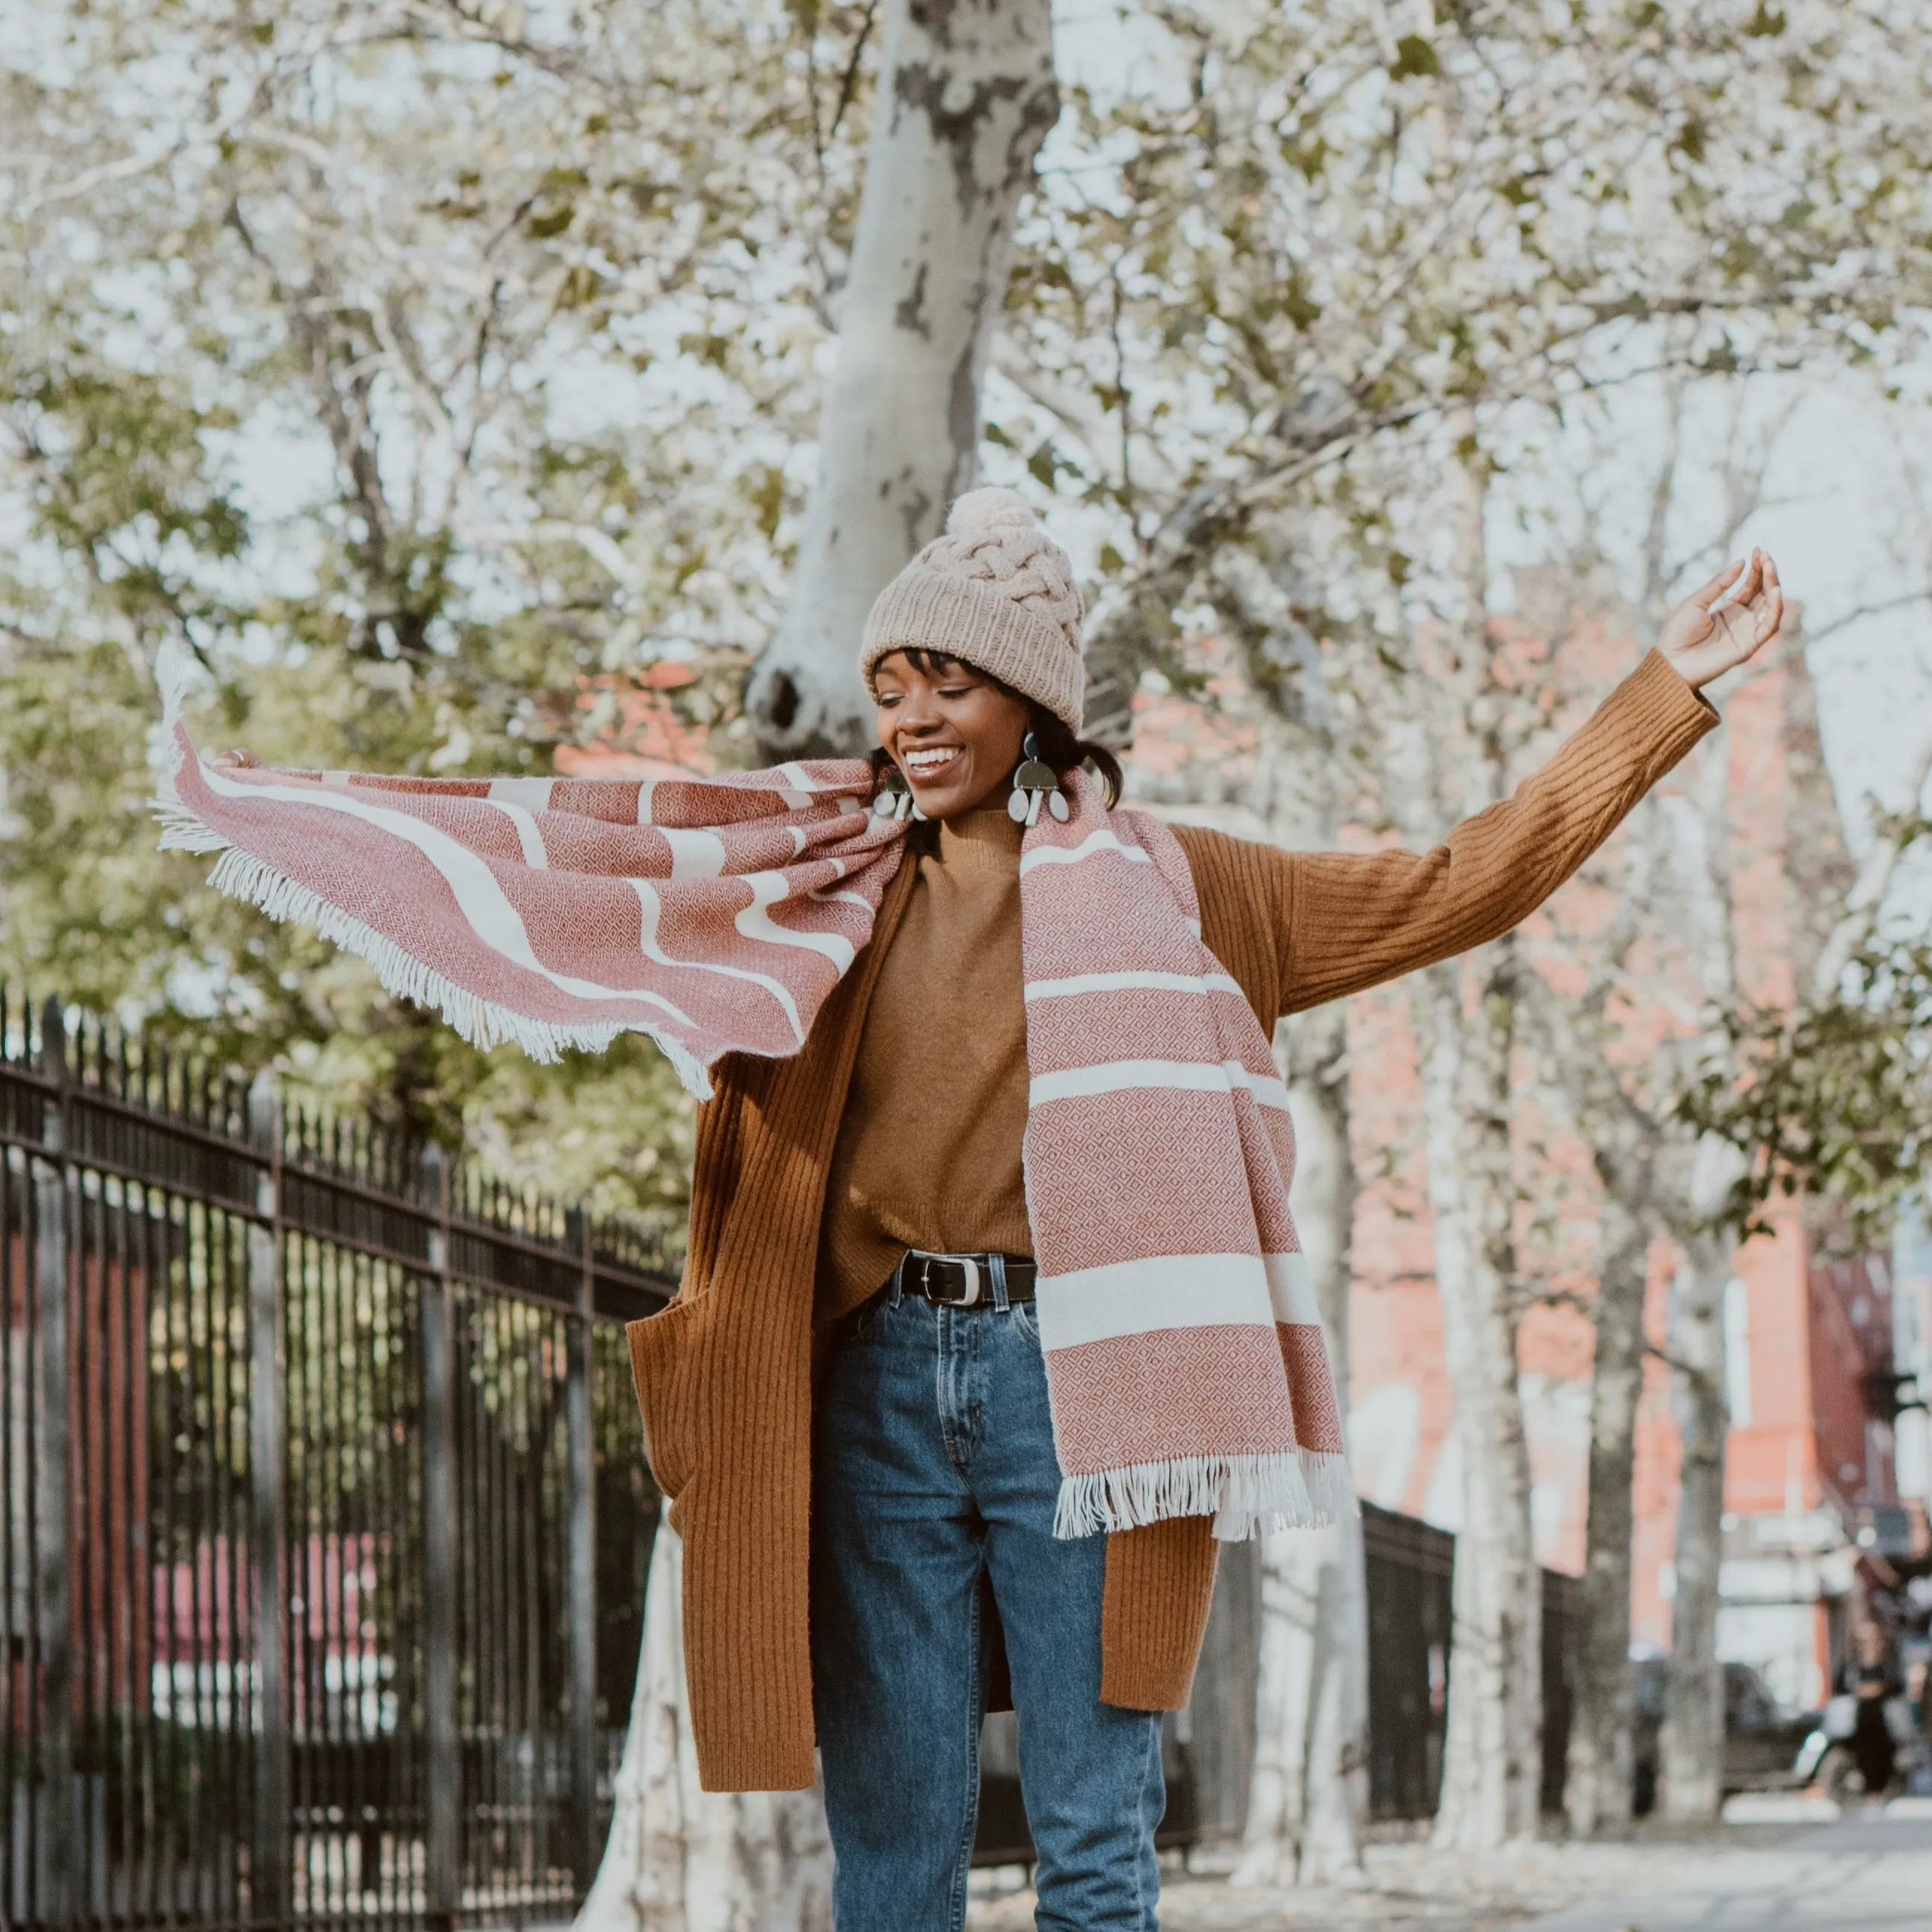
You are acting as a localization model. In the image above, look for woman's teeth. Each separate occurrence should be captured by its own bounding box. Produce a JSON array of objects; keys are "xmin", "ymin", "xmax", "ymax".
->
[{"xmin": 904, "ymin": 749, "xmax": 959, "ymax": 781}]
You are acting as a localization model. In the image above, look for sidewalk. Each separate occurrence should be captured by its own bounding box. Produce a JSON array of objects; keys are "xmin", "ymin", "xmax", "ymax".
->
[
  {"xmin": 963, "ymin": 1801, "xmax": 1932, "ymax": 1931},
  {"xmin": 1522, "ymin": 1806, "xmax": 1932, "ymax": 1931}
]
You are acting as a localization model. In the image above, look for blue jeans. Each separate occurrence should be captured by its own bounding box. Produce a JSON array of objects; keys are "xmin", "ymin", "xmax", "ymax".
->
[{"xmin": 810, "ymin": 1280, "xmax": 1165, "ymax": 1932}]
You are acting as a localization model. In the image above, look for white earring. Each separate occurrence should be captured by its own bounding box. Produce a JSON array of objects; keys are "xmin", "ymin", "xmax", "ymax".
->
[{"xmin": 1007, "ymin": 734, "xmax": 1068, "ymax": 825}]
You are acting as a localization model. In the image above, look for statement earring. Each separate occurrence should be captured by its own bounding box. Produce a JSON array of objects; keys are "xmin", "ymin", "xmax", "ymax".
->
[
  {"xmin": 873, "ymin": 766, "xmax": 925, "ymax": 822},
  {"xmin": 1007, "ymin": 734, "xmax": 1070, "ymax": 826}
]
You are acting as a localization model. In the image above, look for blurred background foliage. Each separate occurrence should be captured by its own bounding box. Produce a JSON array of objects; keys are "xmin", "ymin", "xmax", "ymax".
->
[{"xmin": 0, "ymin": 0, "xmax": 885, "ymax": 1224}]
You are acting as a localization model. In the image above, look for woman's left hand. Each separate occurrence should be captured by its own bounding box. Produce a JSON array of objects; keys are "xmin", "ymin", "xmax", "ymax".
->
[{"xmin": 1655, "ymin": 550, "xmax": 1785, "ymax": 690}]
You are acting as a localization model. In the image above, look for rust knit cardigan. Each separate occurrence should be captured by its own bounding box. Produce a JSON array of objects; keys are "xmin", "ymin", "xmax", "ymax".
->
[{"xmin": 626, "ymin": 649, "xmax": 1716, "ymax": 1793}]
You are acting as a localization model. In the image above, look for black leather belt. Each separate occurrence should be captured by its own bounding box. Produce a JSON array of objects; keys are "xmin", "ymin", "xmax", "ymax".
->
[{"xmin": 894, "ymin": 1249, "xmax": 1037, "ymax": 1307}]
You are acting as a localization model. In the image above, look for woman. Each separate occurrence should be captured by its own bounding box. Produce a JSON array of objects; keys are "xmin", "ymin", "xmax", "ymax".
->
[
  {"xmin": 793, "ymin": 492, "xmax": 1773, "ymax": 1927},
  {"xmin": 175, "ymin": 488, "xmax": 1782, "ymax": 1931}
]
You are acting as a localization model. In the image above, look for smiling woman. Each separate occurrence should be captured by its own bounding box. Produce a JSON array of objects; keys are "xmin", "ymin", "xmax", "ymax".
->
[
  {"xmin": 873, "ymin": 648, "xmax": 1032, "ymax": 816},
  {"xmin": 162, "ymin": 480, "xmax": 1783, "ymax": 1932},
  {"xmin": 859, "ymin": 489, "xmax": 1125, "ymax": 836},
  {"xmin": 865, "ymin": 646, "xmax": 1125, "ymax": 833},
  {"xmin": 775, "ymin": 486, "xmax": 1775, "ymax": 1928}
]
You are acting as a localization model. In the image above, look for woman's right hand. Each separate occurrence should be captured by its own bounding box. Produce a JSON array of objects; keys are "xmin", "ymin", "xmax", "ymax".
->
[
  {"xmin": 1655, "ymin": 550, "xmax": 1784, "ymax": 688},
  {"xmin": 209, "ymin": 749, "xmax": 261, "ymax": 770}
]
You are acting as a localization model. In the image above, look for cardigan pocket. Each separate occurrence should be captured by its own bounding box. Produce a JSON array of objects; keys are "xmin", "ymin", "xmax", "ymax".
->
[{"xmin": 626, "ymin": 1294, "xmax": 710, "ymax": 1504}]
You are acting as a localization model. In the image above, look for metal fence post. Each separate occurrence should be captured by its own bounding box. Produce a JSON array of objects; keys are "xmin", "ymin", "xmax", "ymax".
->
[
  {"xmin": 419, "ymin": 1147, "xmax": 459, "ymax": 1931},
  {"xmin": 32, "ymin": 1000, "xmax": 74, "ymax": 1931},
  {"xmin": 565, "ymin": 1210, "xmax": 597, "ymax": 1891},
  {"xmin": 247, "ymin": 1074, "xmax": 291, "ymax": 1929}
]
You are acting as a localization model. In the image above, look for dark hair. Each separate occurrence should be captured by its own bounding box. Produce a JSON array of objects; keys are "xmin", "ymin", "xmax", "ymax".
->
[{"xmin": 866, "ymin": 649, "xmax": 1123, "ymax": 838}]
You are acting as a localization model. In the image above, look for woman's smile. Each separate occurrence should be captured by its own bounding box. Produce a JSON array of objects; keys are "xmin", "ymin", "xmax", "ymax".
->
[{"xmin": 902, "ymin": 745, "xmax": 962, "ymax": 783}]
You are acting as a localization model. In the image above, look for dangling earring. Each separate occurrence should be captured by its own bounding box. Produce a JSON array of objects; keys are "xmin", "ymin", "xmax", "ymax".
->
[
  {"xmin": 1007, "ymin": 734, "xmax": 1070, "ymax": 827},
  {"xmin": 873, "ymin": 765, "xmax": 925, "ymax": 822}
]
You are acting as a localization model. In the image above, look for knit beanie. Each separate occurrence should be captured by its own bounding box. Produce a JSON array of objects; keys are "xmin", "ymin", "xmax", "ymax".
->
[{"xmin": 859, "ymin": 487, "xmax": 1087, "ymax": 733}]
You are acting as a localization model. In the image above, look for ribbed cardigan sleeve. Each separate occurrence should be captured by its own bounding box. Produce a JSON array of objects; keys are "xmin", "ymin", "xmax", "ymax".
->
[{"xmin": 1175, "ymin": 650, "xmax": 1717, "ymax": 1019}]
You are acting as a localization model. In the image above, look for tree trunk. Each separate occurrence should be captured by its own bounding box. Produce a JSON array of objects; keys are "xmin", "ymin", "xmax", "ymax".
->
[
  {"xmin": 1236, "ymin": 1002, "xmax": 1368, "ymax": 1886},
  {"xmin": 1659, "ymin": 1216, "xmax": 1734, "ymax": 1824},
  {"xmin": 578, "ymin": 1526, "xmax": 833, "ymax": 1932},
  {"xmin": 1564, "ymin": 1190, "xmax": 1650, "ymax": 1838},
  {"xmin": 1420, "ymin": 948, "xmax": 1542, "ymax": 1851},
  {"xmin": 744, "ymin": 0, "xmax": 1059, "ymax": 756},
  {"xmin": 1657, "ymin": 1130, "xmax": 1746, "ymax": 1825}
]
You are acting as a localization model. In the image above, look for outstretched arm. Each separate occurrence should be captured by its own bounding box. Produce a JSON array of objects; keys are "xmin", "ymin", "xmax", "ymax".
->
[{"xmin": 1181, "ymin": 553, "xmax": 1784, "ymax": 1018}]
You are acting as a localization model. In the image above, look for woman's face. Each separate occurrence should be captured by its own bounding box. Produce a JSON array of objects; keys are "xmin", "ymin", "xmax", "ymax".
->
[{"xmin": 871, "ymin": 651, "xmax": 1030, "ymax": 822}]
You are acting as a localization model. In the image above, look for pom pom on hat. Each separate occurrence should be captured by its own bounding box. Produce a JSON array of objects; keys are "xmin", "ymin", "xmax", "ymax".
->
[{"xmin": 947, "ymin": 486, "xmax": 1035, "ymax": 535}]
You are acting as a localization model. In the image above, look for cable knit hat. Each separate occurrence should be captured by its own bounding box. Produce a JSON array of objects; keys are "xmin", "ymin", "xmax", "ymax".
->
[{"xmin": 859, "ymin": 487, "xmax": 1087, "ymax": 733}]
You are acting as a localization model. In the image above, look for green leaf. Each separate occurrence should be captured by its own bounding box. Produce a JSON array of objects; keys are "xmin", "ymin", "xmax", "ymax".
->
[{"xmin": 1391, "ymin": 34, "xmax": 1440, "ymax": 79}]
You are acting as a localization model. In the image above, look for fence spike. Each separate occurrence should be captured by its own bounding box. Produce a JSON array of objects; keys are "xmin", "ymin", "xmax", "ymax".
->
[{"xmin": 39, "ymin": 995, "xmax": 65, "ymax": 1084}]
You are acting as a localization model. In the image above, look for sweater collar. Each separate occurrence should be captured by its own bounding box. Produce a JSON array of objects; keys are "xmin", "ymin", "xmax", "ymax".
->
[{"xmin": 932, "ymin": 800, "xmax": 1023, "ymax": 875}]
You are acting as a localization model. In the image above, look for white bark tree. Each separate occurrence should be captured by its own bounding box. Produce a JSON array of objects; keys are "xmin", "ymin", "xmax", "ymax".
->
[
  {"xmin": 1514, "ymin": 393, "xmax": 1786, "ymax": 1826},
  {"xmin": 1237, "ymin": 999, "xmax": 1370, "ymax": 1886},
  {"xmin": 1356, "ymin": 439, "xmax": 1549, "ymax": 1852},
  {"xmin": 579, "ymin": 1528, "xmax": 833, "ymax": 1932},
  {"xmin": 1417, "ymin": 944, "xmax": 1545, "ymax": 1849},
  {"xmin": 1656, "ymin": 1157, "xmax": 1742, "ymax": 1820},
  {"xmin": 744, "ymin": 0, "xmax": 1059, "ymax": 756},
  {"xmin": 1516, "ymin": 377, "xmax": 1930, "ymax": 1828},
  {"xmin": 1656, "ymin": 686, "xmax": 1929, "ymax": 1822},
  {"xmin": 1562, "ymin": 1186, "xmax": 1653, "ymax": 1838}
]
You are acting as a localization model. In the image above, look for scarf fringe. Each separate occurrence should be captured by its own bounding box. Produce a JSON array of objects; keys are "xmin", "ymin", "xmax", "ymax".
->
[
  {"xmin": 1052, "ymin": 1452, "xmax": 1355, "ymax": 1542},
  {"xmin": 156, "ymin": 640, "xmax": 196, "ymax": 740},
  {"xmin": 1294, "ymin": 1450, "xmax": 1359, "ymax": 1528},
  {"xmin": 154, "ymin": 800, "xmax": 716, "ymax": 1096},
  {"xmin": 153, "ymin": 801, "xmax": 230, "ymax": 856},
  {"xmin": 150, "ymin": 644, "xmax": 717, "ymax": 1095}
]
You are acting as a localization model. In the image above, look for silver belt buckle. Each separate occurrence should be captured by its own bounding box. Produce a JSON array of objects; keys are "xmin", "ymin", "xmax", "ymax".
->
[{"xmin": 929, "ymin": 1252, "xmax": 980, "ymax": 1306}]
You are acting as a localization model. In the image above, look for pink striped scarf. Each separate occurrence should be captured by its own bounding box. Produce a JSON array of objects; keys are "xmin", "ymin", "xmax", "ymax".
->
[{"xmin": 155, "ymin": 666, "xmax": 1347, "ymax": 1539}]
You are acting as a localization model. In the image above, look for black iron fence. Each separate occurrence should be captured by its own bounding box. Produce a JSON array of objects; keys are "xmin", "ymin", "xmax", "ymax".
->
[
  {"xmin": 1, "ymin": 997, "xmax": 673, "ymax": 1932},
  {"xmin": 1361, "ymin": 1502, "xmax": 1580, "ymax": 1823},
  {"xmin": 1363, "ymin": 1502, "xmax": 1455, "ymax": 1822}
]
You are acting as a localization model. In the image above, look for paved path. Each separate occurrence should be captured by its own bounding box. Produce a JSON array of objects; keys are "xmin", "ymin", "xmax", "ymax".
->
[
  {"xmin": 1521, "ymin": 1809, "xmax": 1932, "ymax": 1931},
  {"xmin": 965, "ymin": 1801, "xmax": 1932, "ymax": 1931}
]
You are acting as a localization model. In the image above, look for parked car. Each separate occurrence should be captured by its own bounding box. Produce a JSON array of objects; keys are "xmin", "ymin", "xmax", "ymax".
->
[{"xmin": 1630, "ymin": 1659, "xmax": 1819, "ymax": 1814}]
